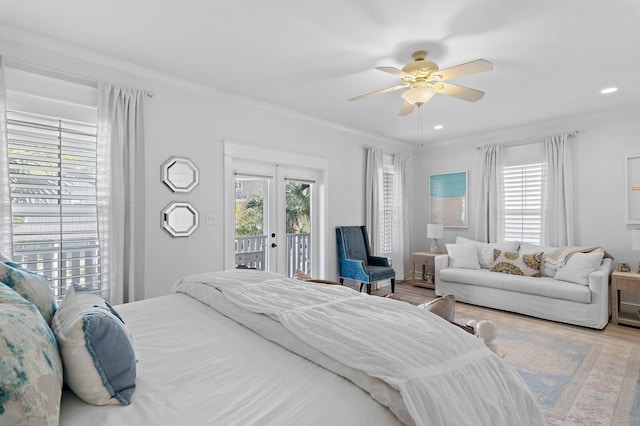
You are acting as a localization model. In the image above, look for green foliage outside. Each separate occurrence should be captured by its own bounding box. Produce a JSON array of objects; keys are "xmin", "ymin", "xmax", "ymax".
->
[{"xmin": 235, "ymin": 182, "xmax": 310, "ymax": 236}]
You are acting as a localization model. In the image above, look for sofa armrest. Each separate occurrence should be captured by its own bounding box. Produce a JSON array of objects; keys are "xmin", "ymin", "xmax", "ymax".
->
[
  {"xmin": 587, "ymin": 258, "xmax": 612, "ymax": 307},
  {"xmin": 368, "ymin": 255, "xmax": 390, "ymax": 267},
  {"xmin": 434, "ymin": 254, "xmax": 450, "ymax": 287}
]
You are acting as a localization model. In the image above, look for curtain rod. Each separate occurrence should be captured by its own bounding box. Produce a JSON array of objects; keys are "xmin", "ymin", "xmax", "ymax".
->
[
  {"xmin": 3, "ymin": 56, "xmax": 155, "ymax": 98},
  {"xmin": 475, "ymin": 130, "xmax": 579, "ymax": 150}
]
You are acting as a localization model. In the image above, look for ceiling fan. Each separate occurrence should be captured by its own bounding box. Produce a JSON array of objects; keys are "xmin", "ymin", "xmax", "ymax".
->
[{"xmin": 349, "ymin": 50, "xmax": 493, "ymax": 116}]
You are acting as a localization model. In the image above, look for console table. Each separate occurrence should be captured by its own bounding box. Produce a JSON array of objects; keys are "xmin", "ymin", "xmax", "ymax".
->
[{"xmin": 410, "ymin": 252, "xmax": 438, "ymax": 289}]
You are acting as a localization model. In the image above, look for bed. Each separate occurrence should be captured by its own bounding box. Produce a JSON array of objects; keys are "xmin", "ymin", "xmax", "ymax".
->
[{"xmin": 48, "ymin": 270, "xmax": 543, "ymax": 425}]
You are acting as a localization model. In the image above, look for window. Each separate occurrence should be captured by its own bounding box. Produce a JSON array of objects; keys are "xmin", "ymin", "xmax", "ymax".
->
[
  {"xmin": 503, "ymin": 144, "xmax": 544, "ymax": 244},
  {"xmin": 5, "ymin": 66, "xmax": 99, "ymax": 301},
  {"xmin": 7, "ymin": 110, "xmax": 99, "ymax": 300},
  {"xmin": 382, "ymin": 163, "xmax": 394, "ymax": 256}
]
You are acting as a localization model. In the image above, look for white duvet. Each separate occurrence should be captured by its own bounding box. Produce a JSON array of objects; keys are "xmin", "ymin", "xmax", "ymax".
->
[{"xmin": 174, "ymin": 270, "xmax": 544, "ymax": 426}]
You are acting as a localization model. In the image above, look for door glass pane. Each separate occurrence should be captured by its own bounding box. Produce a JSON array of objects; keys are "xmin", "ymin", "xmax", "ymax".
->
[
  {"xmin": 285, "ymin": 180, "xmax": 311, "ymax": 277},
  {"xmin": 234, "ymin": 176, "xmax": 268, "ymax": 270}
]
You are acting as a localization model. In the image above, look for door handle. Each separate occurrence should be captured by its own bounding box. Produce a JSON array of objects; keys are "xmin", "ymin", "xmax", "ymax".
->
[{"xmin": 271, "ymin": 243, "xmax": 277, "ymax": 248}]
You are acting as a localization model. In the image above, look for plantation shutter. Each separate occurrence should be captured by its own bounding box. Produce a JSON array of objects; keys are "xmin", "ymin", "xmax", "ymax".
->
[
  {"xmin": 382, "ymin": 165, "xmax": 394, "ymax": 255},
  {"xmin": 7, "ymin": 109, "xmax": 99, "ymax": 300},
  {"xmin": 503, "ymin": 143, "xmax": 543, "ymax": 244}
]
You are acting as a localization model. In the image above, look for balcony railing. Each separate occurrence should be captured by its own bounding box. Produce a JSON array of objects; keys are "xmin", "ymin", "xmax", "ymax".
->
[{"xmin": 235, "ymin": 233, "xmax": 311, "ymax": 277}]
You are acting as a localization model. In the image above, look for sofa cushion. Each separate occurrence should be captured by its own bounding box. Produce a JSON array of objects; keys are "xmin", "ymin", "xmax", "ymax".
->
[
  {"xmin": 456, "ymin": 237, "xmax": 520, "ymax": 269},
  {"xmin": 554, "ymin": 252, "xmax": 604, "ymax": 285},
  {"xmin": 439, "ymin": 268, "xmax": 591, "ymax": 303},
  {"xmin": 490, "ymin": 250, "xmax": 542, "ymax": 277},
  {"xmin": 519, "ymin": 242, "xmax": 558, "ymax": 277},
  {"xmin": 445, "ymin": 243, "xmax": 481, "ymax": 269}
]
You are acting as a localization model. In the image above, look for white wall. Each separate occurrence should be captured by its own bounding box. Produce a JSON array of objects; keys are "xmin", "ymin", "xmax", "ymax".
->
[
  {"xmin": 412, "ymin": 104, "xmax": 640, "ymax": 305},
  {"xmin": 0, "ymin": 32, "xmax": 415, "ymax": 299}
]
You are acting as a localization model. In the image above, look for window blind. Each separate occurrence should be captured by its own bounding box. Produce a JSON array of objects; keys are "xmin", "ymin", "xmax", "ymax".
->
[
  {"xmin": 7, "ymin": 109, "xmax": 100, "ymax": 300},
  {"xmin": 382, "ymin": 168, "xmax": 394, "ymax": 255},
  {"xmin": 503, "ymin": 163, "xmax": 542, "ymax": 244}
]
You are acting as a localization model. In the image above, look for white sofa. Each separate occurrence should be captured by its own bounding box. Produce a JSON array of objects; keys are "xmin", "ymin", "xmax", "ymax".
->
[{"xmin": 434, "ymin": 237, "xmax": 613, "ymax": 329}]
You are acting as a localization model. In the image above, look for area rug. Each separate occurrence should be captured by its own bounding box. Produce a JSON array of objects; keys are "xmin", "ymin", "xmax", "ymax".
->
[{"xmin": 455, "ymin": 308, "xmax": 640, "ymax": 425}]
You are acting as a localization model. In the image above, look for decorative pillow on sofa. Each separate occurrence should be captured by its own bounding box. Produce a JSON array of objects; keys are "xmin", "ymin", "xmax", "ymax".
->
[
  {"xmin": 518, "ymin": 242, "xmax": 557, "ymax": 277},
  {"xmin": 0, "ymin": 283, "xmax": 63, "ymax": 426},
  {"xmin": 52, "ymin": 284, "xmax": 136, "ymax": 406},
  {"xmin": 554, "ymin": 252, "xmax": 604, "ymax": 285},
  {"xmin": 490, "ymin": 249, "xmax": 543, "ymax": 277},
  {"xmin": 456, "ymin": 237, "xmax": 520, "ymax": 269},
  {"xmin": 0, "ymin": 257, "xmax": 57, "ymax": 324},
  {"xmin": 445, "ymin": 243, "xmax": 481, "ymax": 269}
]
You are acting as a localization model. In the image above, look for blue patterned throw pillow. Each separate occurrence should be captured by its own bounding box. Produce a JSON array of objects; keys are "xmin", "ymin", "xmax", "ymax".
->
[
  {"xmin": 52, "ymin": 284, "xmax": 136, "ymax": 406},
  {"xmin": 0, "ymin": 283, "xmax": 63, "ymax": 426},
  {"xmin": 0, "ymin": 257, "xmax": 57, "ymax": 324}
]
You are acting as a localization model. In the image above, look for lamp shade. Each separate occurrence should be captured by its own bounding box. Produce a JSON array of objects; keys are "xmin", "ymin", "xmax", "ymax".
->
[
  {"xmin": 427, "ymin": 223, "xmax": 444, "ymax": 239},
  {"xmin": 401, "ymin": 86, "xmax": 436, "ymax": 106},
  {"xmin": 632, "ymin": 229, "xmax": 640, "ymax": 251}
]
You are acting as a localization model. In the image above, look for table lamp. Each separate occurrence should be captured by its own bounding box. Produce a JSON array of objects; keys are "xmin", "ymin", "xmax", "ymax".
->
[
  {"xmin": 632, "ymin": 229, "xmax": 640, "ymax": 273},
  {"xmin": 427, "ymin": 223, "xmax": 444, "ymax": 254}
]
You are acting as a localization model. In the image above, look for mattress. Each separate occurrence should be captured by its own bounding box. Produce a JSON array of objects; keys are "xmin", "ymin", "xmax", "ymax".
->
[{"xmin": 59, "ymin": 292, "xmax": 402, "ymax": 425}]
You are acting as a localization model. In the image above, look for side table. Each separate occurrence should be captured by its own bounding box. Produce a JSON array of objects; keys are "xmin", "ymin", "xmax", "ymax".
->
[
  {"xmin": 410, "ymin": 252, "xmax": 438, "ymax": 289},
  {"xmin": 611, "ymin": 271, "xmax": 640, "ymax": 327}
]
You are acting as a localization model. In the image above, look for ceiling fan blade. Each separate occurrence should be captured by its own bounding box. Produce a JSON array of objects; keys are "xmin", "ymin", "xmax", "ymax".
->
[
  {"xmin": 375, "ymin": 66, "xmax": 413, "ymax": 79},
  {"xmin": 436, "ymin": 82, "xmax": 485, "ymax": 102},
  {"xmin": 399, "ymin": 100, "xmax": 415, "ymax": 116},
  {"xmin": 348, "ymin": 84, "xmax": 408, "ymax": 102},
  {"xmin": 432, "ymin": 59, "xmax": 493, "ymax": 81}
]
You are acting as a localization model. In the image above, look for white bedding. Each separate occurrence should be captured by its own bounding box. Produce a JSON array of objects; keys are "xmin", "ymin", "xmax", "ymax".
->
[
  {"xmin": 174, "ymin": 270, "xmax": 544, "ymax": 426},
  {"xmin": 59, "ymin": 292, "xmax": 402, "ymax": 425}
]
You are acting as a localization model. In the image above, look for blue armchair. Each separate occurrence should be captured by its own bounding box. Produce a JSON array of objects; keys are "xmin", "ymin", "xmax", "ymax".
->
[{"xmin": 336, "ymin": 226, "xmax": 395, "ymax": 294}]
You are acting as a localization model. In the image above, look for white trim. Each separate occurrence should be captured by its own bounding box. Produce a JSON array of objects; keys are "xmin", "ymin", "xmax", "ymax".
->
[{"xmin": 0, "ymin": 24, "xmax": 413, "ymax": 149}]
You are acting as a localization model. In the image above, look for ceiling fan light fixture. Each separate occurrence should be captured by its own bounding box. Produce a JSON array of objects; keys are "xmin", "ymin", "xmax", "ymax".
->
[{"xmin": 401, "ymin": 86, "xmax": 436, "ymax": 106}]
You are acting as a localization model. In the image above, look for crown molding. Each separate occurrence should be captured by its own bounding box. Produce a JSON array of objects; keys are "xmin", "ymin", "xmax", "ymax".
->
[{"xmin": 0, "ymin": 24, "xmax": 415, "ymax": 151}]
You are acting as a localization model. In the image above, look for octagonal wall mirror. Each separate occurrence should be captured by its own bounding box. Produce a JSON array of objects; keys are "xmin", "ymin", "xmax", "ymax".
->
[
  {"xmin": 162, "ymin": 202, "xmax": 199, "ymax": 237},
  {"xmin": 162, "ymin": 157, "xmax": 199, "ymax": 193}
]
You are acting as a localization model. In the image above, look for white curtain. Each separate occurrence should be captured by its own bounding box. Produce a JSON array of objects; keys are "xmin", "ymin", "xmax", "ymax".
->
[
  {"xmin": 391, "ymin": 154, "xmax": 409, "ymax": 279},
  {"xmin": 0, "ymin": 57, "xmax": 13, "ymax": 256},
  {"xmin": 97, "ymin": 82, "xmax": 145, "ymax": 304},
  {"xmin": 365, "ymin": 147, "xmax": 384, "ymax": 254},
  {"xmin": 476, "ymin": 145, "xmax": 504, "ymax": 243},
  {"xmin": 541, "ymin": 133, "xmax": 574, "ymax": 246}
]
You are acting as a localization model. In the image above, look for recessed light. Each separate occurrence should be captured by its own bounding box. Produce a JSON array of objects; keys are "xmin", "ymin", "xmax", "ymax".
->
[
  {"xmin": 601, "ymin": 87, "xmax": 618, "ymax": 94},
  {"xmin": 433, "ymin": 125, "xmax": 444, "ymax": 130}
]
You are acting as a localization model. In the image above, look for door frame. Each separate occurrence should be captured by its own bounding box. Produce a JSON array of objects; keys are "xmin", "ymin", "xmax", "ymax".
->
[{"xmin": 223, "ymin": 140, "xmax": 329, "ymax": 277}]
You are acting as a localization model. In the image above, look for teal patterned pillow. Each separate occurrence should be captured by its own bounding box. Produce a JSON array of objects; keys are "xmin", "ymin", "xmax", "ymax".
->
[
  {"xmin": 53, "ymin": 284, "xmax": 136, "ymax": 406},
  {"xmin": 0, "ymin": 283, "xmax": 63, "ymax": 425},
  {"xmin": 0, "ymin": 259, "xmax": 57, "ymax": 324}
]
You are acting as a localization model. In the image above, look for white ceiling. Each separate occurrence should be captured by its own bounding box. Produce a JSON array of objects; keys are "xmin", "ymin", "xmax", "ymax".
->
[{"xmin": 1, "ymin": 0, "xmax": 639, "ymax": 145}]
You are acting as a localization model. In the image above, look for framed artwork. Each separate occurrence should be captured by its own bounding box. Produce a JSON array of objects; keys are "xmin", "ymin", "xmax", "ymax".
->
[
  {"xmin": 626, "ymin": 154, "xmax": 640, "ymax": 224},
  {"xmin": 429, "ymin": 171, "xmax": 468, "ymax": 228}
]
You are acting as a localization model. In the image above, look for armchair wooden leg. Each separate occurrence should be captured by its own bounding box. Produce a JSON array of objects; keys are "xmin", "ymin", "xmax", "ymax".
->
[
  {"xmin": 359, "ymin": 283, "xmax": 363, "ymax": 292},
  {"xmin": 366, "ymin": 283, "xmax": 372, "ymax": 295},
  {"xmin": 340, "ymin": 278, "xmax": 344, "ymax": 285},
  {"xmin": 391, "ymin": 278, "xmax": 395, "ymax": 293}
]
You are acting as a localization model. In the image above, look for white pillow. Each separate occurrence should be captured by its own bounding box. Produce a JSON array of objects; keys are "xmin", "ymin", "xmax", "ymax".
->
[
  {"xmin": 554, "ymin": 252, "xmax": 604, "ymax": 285},
  {"xmin": 456, "ymin": 236, "xmax": 520, "ymax": 269},
  {"xmin": 52, "ymin": 284, "xmax": 136, "ymax": 406},
  {"xmin": 446, "ymin": 243, "xmax": 481, "ymax": 269}
]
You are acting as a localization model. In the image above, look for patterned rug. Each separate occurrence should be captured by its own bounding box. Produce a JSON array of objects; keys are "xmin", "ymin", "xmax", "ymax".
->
[{"xmin": 455, "ymin": 307, "xmax": 640, "ymax": 425}]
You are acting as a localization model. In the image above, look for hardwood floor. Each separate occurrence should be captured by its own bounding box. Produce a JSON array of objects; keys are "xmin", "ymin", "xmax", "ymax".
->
[{"xmin": 373, "ymin": 280, "xmax": 640, "ymax": 344}]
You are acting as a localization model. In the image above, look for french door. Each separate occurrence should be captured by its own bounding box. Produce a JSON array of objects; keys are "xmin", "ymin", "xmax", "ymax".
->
[{"xmin": 224, "ymin": 143, "xmax": 326, "ymax": 278}]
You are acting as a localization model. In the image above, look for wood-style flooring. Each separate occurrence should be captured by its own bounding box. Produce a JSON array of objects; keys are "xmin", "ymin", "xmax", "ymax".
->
[{"xmin": 373, "ymin": 280, "xmax": 640, "ymax": 344}]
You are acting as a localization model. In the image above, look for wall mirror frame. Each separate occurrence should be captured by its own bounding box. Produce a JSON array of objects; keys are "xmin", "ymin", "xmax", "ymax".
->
[
  {"xmin": 162, "ymin": 202, "xmax": 199, "ymax": 237},
  {"xmin": 162, "ymin": 157, "xmax": 199, "ymax": 193}
]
